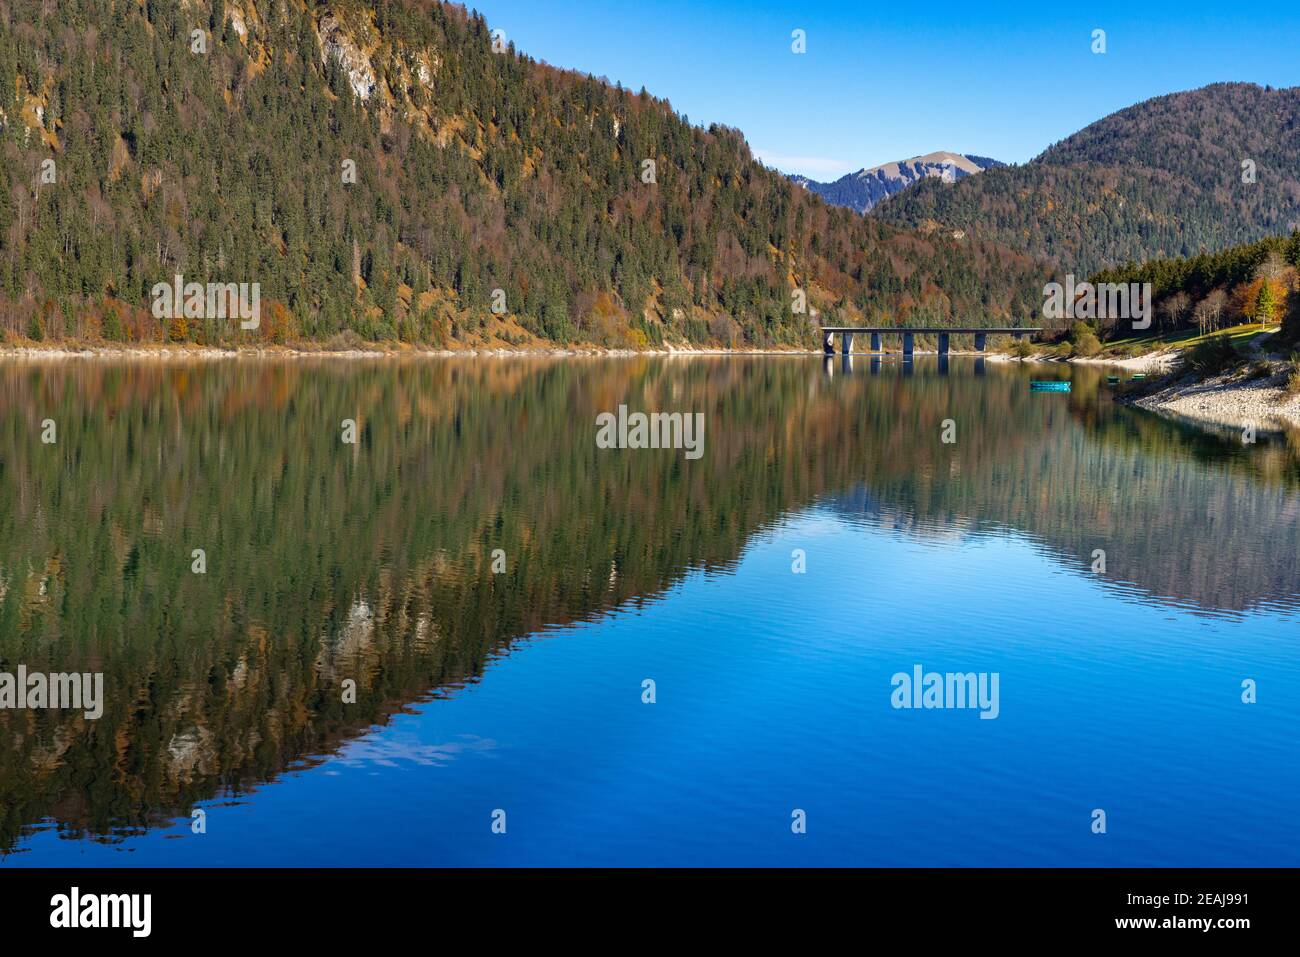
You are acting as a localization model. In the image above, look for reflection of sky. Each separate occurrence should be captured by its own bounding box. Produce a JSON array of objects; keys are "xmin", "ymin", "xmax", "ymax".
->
[
  {"xmin": 9, "ymin": 506, "xmax": 1297, "ymax": 867},
  {"xmin": 331, "ymin": 733, "xmax": 498, "ymax": 770}
]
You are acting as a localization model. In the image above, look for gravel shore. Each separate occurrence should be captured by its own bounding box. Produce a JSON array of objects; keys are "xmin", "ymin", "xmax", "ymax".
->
[
  {"xmin": 1129, "ymin": 365, "xmax": 1300, "ymax": 430},
  {"xmin": 1070, "ymin": 350, "xmax": 1181, "ymax": 373}
]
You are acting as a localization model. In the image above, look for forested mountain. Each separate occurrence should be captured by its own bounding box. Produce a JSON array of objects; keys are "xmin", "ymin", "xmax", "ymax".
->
[
  {"xmin": 875, "ymin": 84, "xmax": 1300, "ymax": 278},
  {"xmin": 0, "ymin": 0, "xmax": 1046, "ymax": 350},
  {"xmin": 791, "ymin": 152, "xmax": 1002, "ymax": 214}
]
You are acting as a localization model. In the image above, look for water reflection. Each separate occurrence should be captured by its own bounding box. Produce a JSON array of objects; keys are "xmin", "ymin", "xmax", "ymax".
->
[{"xmin": 1, "ymin": 356, "xmax": 1298, "ymax": 852}]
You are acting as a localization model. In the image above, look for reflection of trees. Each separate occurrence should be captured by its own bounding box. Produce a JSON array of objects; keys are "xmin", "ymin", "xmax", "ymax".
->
[
  {"xmin": 826, "ymin": 363, "xmax": 1300, "ymax": 613},
  {"xmin": 1, "ymin": 358, "xmax": 1297, "ymax": 849},
  {"xmin": 0, "ymin": 358, "xmax": 875, "ymax": 848}
]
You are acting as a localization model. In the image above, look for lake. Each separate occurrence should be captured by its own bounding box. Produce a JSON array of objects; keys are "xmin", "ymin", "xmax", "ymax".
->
[{"xmin": 1, "ymin": 355, "xmax": 1297, "ymax": 866}]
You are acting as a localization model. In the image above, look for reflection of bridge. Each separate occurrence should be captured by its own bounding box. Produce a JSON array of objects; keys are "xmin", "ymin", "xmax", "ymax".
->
[
  {"xmin": 821, "ymin": 326, "xmax": 1041, "ymax": 357},
  {"xmin": 824, "ymin": 352, "xmax": 982, "ymax": 377}
]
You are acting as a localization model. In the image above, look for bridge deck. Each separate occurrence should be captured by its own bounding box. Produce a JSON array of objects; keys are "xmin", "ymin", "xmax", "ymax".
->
[
  {"xmin": 820, "ymin": 326, "xmax": 1042, "ymax": 356},
  {"xmin": 820, "ymin": 327, "xmax": 1041, "ymax": 334}
]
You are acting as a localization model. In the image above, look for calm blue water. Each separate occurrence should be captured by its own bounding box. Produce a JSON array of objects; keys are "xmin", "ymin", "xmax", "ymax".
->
[{"xmin": 1, "ymin": 358, "xmax": 1297, "ymax": 866}]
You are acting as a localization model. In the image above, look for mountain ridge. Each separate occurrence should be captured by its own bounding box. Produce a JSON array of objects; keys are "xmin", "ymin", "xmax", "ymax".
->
[
  {"xmin": 791, "ymin": 151, "xmax": 1004, "ymax": 214},
  {"xmin": 874, "ymin": 83, "xmax": 1300, "ymax": 276}
]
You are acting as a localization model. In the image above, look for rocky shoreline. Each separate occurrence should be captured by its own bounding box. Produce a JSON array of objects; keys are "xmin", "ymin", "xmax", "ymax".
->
[
  {"xmin": 997, "ymin": 343, "xmax": 1300, "ymax": 432},
  {"xmin": 0, "ymin": 342, "xmax": 817, "ymax": 360},
  {"xmin": 1126, "ymin": 366, "xmax": 1300, "ymax": 430},
  {"xmin": 1079, "ymin": 339, "xmax": 1300, "ymax": 431},
  {"xmin": 0, "ymin": 341, "xmax": 1045, "ymax": 361}
]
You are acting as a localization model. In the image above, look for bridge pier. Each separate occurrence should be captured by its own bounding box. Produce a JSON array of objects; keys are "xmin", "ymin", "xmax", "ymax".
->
[
  {"xmin": 818, "ymin": 326, "xmax": 1042, "ymax": 360},
  {"xmin": 841, "ymin": 352, "xmax": 854, "ymax": 374}
]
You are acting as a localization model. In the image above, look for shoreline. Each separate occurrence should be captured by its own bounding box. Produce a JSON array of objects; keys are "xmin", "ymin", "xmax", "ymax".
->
[
  {"xmin": 0, "ymin": 342, "xmax": 1028, "ymax": 361},
  {"xmin": 998, "ymin": 346, "xmax": 1300, "ymax": 431},
  {"xmin": 1125, "ymin": 367, "xmax": 1300, "ymax": 431},
  {"xmin": 1066, "ymin": 351, "xmax": 1181, "ymax": 373},
  {"xmin": 987, "ymin": 350, "xmax": 1181, "ymax": 373},
  {"xmin": 8, "ymin": 340, "xmax": 1297, "ymax": 433},
  {"xmin": 0, "ymin": 343, "xmax": 816, "ymax": 360}
]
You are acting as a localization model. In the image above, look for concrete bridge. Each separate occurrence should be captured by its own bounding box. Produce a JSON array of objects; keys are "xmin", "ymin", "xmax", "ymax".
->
[{"xmin": 821, "ymin": 326, "xmax": 1042, "ymax": 357}]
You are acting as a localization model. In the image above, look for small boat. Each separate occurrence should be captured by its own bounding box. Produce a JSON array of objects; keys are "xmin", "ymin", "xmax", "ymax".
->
[
  {"xmin": 1130, "ymin": 373, "xmax": 1146, "ymax": 381},
  {"xmin": 1106, "ymin": 375, "xmax": 1120, "ymax": 385},
  {"xmin": 1030, "ymin": 380, "xmax": 1072, "ymax": 393}
]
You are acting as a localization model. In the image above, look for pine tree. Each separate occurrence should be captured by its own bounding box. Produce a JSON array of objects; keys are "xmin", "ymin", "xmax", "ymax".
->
[{"xmin": 1255, "ymin": 281, "xmax": 1277, "ymax": 327}]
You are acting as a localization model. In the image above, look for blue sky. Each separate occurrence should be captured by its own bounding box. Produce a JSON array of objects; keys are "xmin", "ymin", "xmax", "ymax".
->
[{"xmin": 471, "ymin": 1, "xmax": 1299, "ymax": 179}]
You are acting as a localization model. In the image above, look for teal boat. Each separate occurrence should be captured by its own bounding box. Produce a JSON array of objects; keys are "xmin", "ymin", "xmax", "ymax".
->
[{"xmin": 1030, "ymin": 380, "xmax": 1072, "ymax": 393}]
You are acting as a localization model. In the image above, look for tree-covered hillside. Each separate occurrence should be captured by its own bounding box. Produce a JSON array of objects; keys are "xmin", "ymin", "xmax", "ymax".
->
[
  {"xmin": 0, "ymin": 0, "xmax": 1047, "ymax": 349},
  {"xmin": 876, "ymin": 84, "xmax": 1300, "ymax": 279},
  {"xmin": 1088, "ymin": 231, "xmax": 1300, "ymax": 342}
]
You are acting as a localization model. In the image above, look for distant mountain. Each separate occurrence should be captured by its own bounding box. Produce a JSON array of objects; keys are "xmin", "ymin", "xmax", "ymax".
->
[
  {"xmin": 791, "ymin": 152, "xmax": 1004, "ymax": 214},
  {"xmin": 874, "ymin": 83, "xmax": 1300, "ymax": 277}
]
